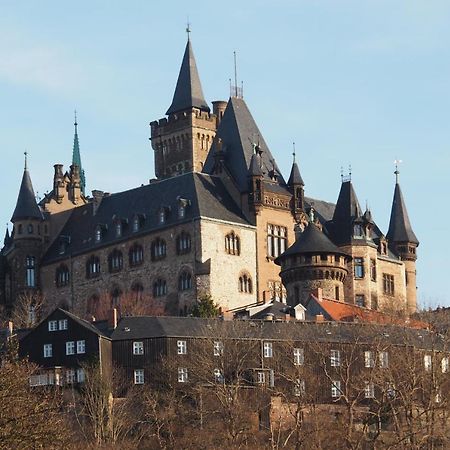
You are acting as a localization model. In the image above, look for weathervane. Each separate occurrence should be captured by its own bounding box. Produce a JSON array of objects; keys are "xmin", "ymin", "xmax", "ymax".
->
[
  {"xmin": 292, "ymin": 142, "xmax": 296, "ymax": 163},
  {"xmin": 24, "ymin": 151, "xmax": 28, "ymax": 170},
  {"xmin": 186, "ymin": 19, "xmax": 191, "ymax": 40},
  {"xmin": 394, "ymin": 158, "xmax": 402, "ymax": 183}
]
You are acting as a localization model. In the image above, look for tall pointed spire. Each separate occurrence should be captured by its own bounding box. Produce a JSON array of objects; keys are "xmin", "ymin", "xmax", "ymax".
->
[
  {"xmin": 166, "ymin": 38, "xmax": 210, "ymax": 116},
  {"xmin": 72, "ymin": 111, "xmax": 86, "ymax": 194},
  {"xmin": 387, "ymin": 170, "xmax": 418, "ymax": 245},
  {"xmin": 11, "ymin": 153, "xmax": 42, "ymax": 222},
  {"xmin": 288, "ymin": 143, "xmax": 304, "ymax": 186}
]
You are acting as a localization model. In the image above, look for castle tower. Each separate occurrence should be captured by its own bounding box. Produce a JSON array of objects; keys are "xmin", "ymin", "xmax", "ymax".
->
[
  {"xmin": 7, "ymin": 155, "xmax": 44, "ymax": 307},
  {"xmin": 275, "ymin": 221, "xmax": 351, "ymax": 306},
  {"xmin": 150, "ymin": 38, "xmax": 217, "ymax": 179},
  {"xmin": 72, "ymin": 112, "xmax": 86, "ymax": 194},
  {"xmin": 386, "ymin": 169, "xmax": 419, "ymax": 314},
  {"xmin": 248, "ymin": 147, "xmax": 264, "ymax": 212},
  {"xmin": 287, "ymin": 150, "xmax": 305, "ymax": 222}
]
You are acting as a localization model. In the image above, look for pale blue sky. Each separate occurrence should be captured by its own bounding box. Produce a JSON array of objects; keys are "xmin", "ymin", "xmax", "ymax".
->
[{"xmin": 1, "ymin": 1, "xmax": 449, "ymax": 307}]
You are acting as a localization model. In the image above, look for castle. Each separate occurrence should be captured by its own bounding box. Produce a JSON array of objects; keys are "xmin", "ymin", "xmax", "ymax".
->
[{"xmin": 0, "ymin": 37, "xmax": 419, "ymax": 319}]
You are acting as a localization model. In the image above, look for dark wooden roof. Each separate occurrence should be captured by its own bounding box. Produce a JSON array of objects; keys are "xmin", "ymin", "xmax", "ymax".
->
[{"xmin": 11, "ymin": 169, "xmax": 42, "ymax": 222}]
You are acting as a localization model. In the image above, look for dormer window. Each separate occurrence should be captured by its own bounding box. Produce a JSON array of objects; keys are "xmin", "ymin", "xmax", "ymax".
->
[
  {"xmin": 353, "ymin": 224, "xmax": 364, "ymax": 238},
  {"xmin": 95, "ymin": 226, "xmax": 102, "ymax": 243},
  {"xmin": 132, "ymin": 216, "xmax": 140, "ymax": 233},
  {"xmin": 177, "ymin": 197, "xmax": 191, "ymax": 219},
  {"xmin": 115, "ymin": 222, "xmax": 122, "ymax": 238},
  {"xmin": 159, "ymin": 210, "xmax": 165, "ymax": 224}
]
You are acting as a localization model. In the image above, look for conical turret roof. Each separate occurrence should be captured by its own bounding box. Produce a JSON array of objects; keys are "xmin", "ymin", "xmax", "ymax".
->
[
  {"xmin": 166, "ymin": 40, "xmax": 210, "ymax": 115},
  {"xmin": 387, "ymin": 182, "xmax": 418, "ymax": 245},
  {"xmin": 275, "ymin": 222, "xmax": 349, "ymax": 265},
  {"xmin": 288, "ymin": 161, "xmax": 304, "ymax": 186},
  {"xmin": 11, "ymin": 168, "xmax": 42, "ymax": 222},
  {"xmin": 248, "ymin": 152, "xmax": 263, "ymax": 177}
]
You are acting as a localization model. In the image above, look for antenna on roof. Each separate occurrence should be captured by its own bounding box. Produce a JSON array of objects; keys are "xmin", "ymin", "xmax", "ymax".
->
[
  {"xmin": 292, "ymin": 142, "xmax": 296, "ymax": 163},
  {"xmin": 394, "ymin": 158, "xmax": 402, "ymax": 183},
  {"xmin": 234, "ymin": 51, "xmax": 238, "ymax": 97},
  {"xmin": 230, "ymin": 51, "xmax": 243, "ymax": 98}
]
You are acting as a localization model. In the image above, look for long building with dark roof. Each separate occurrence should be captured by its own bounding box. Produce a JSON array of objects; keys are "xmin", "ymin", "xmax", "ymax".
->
[{"xmin": 0, "ymin": 36, "xmax": 419, "ymax": 320}]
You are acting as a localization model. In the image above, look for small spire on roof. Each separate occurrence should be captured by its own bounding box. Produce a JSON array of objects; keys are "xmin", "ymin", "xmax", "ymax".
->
[
  {"xmin": 186, "ymin": 18, "xmax": 191, "ymax": 41},
  {"xmin": 348, "ymin": 164, "xmax": 352, "ymax": 181},
  {"xmin": 292, "ymin": 142, "xmax": 296, "ymax": 163},
  {"xmin": 24, "ymin": 151, "xmax": 28, "ymax": 170},
  {"xmin": 394, "ymin": 158, "xmax": 402, "ymax": 184}
]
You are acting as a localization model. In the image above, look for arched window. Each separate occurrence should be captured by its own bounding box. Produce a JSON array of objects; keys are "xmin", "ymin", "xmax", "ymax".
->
[
  {"xmin": 153, "ymin": 279, "xmax": 167, "ymax": 297},
  {"xmin": 132, "ymin": 216, "xmax": 140, "ymax": 233},
  {"xmin": 26, "ymin": 256, "xmax": 36, "ymax": 287},
  {"xmin": 55, "ymin": 264, "xmax": 70, "ymax": 287},
  {"xmin": 110, "ymin": 287, "xmax": 122, "ymax": 307},
  {"xmin": 176, "ymin": 232, "xmax": 191, "ymax": 255},
  {"xmin": 129, "ymin": 244, "xmax": 144, "ymax": 266},
  {"xmin": 87, "ymin": 294, "xmax": 99, "ymax": 315},
  {"xmin": 178, "ymin": 271, "xmax": 192, "ymax": 291},
  {"xmin": 27, "ymin": 224, "xmax": 34, "ymax": 234},
  {"xmin": 18, "ymin": 224, "xmax": 23, "ymax": 234},
  {"xmin": 108, "ymin": 249, "xmax": 123, "ymax": 272},
  {"xmin": 225, "ymin": 232, "xmax": 240, "ymax": 255},
  {"xmin": 131, "ymin": 282, "xmax": 144, "ymax": 302},
  {"xmin": 151, "ymin": 238, "xmax": 167, "ymax": 261},
  {"xmin": 238, "ymin": 273, "xmax": 253, "ymax": 294},
  {"xmin": 86, "ymin": 256, "xmax": 100, "ymax": 278},
  {"xmin": 95, "ymin": 227, "xmax": 102, "ymax": 243}
]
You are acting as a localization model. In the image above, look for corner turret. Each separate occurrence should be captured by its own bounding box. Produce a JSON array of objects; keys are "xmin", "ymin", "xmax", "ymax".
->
[{"xmin": 287, "ymin": 147, "xmax": 305, "ymax": 221}]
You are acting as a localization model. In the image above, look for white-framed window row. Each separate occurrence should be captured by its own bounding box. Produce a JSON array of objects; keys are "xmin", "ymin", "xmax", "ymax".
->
[
  {"xmin": 77, "ymin": 340, "xmax": 86, "ymax": 354},
  {"xmin": 59, "ymin": 319, "xmax": 68, "ymax": 330},
  {"xmin": 133, "ymin": 341, "xmax": 144, "ymax": 355},
  {"xmin": 330, "ymin": 349, "xmax": 341, "ymax": 367},
  {"xmin": 43, "ymin": 344, "xmax": 53, "ymax": 358},
  {"xmin": 178, "ymin": 367, "xmax": 188, "ymax": 383},
  {"xmin": 66, "ymin": 341, "xmax": 75, "ymax": 355},
  {"xmin": 177, "ymin": 340, "xmax": 187, "ymax": 355},
  {"xmin": 263, "ymin": 342, "xmax": 273, "ymax": 358},
  {"xmin": 213, "ymin": 341, "xmax": 223, "ymax": 357},
  {"xmin": 424, "ymin": 354, "xmax": 432, "ymax": 372},
  {"xmin": 77, "ymin": 368, "xmax": 85, "ymax": 383},
  {"xmin": 379, "ymin": 351, "xmax": 389, "ymax": 368},
  {"xmin": 293, "ymin": 348, "xmax": 304, "ymax": 366},
  {"xmin": 66, "ymin": 340, "xmax": 85, "ymax": 355},
  {"xmin": 257, "ymin": 371, "xmax": 266, "ymax": 385},
  {"xmin": 442, "ymin": 357, "xmax": 449, "ymax": 373},
  {"xmin": 331, "ymin": 380, "xmax": 342, "ymax": 399},
  {"xmin": 294, "ymin": 379, "xmax": 306, "ymax": 397},
  {"xmin": 66, "ymin": 369, "xmax": 76, "ymax": 384},
  {"xmin": 134, "ymin": 369, "xmax": 145, "ymax": 385},
  {"xmin": 364, "ymin": 350, "xmax": 375, "ymax": 368},
  {"xmin": 364, "ymin": 381, "xmax": 375, "ymax": 399},
  {"xmin": 49, "ymin": 319, "xmax": 68, "ymax": 331}
]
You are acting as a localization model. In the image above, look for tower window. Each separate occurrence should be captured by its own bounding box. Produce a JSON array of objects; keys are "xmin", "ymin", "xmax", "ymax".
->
[
  {"xmin": 27, "ymin": 224, "xmax": 34, "ymax": 234},
  {"xmin": 178, "ymin": 271, "xmax": 192, "ymax": 291},
  {"xmin": 86, "ymin": 256, "xmax": 100, "ymax": 278},
  {"xmin": 108, "ymin": 249, "xmax": 123, "ymax": 272},
  {"xmin": 151, "ymin": 238, "xmax": 167, "ymax": 261},
  {"xmin": 131, "ymin": 282, "xmax": 144, "ymax": 302},
  {"xmin": 18, "ymin": 224, "xmax": 23, "ymax": 234},
  {"xmin": 382, "ymin": 274, "xmax": 395, "ymax": 296},
  {"xmin": 355, "ymin": 295, "xmax": 365, "ymax": 307},
  {"xmin": 370, "ymin": 259, "xmax": 377, "ymax": 281},
  {"xmin": 26, "ymin": 256, "xmax": 36, "ymax": 287},
  {"xmin": 354, "ymin": 258, "xmax": 364, "ymax": 279},
  {"xmin": 267, "ymin": 224, "xmax": 287, "ymax": 258},
  {"xmin": 153, "ymin": 279, "xmax": 167, "ymax": 297},
  {"xmin": 176, "ymin": 232, "xmax": 191, "ymax": 255},
  {"xmin": 268, "ymin": 280, "xmax": 286, "ymax": 302},
  {"xmin": 55, "ymin": 264, "xmax": 70, "ymax": 287},
  {"xmin": 239, "ymin": 273, "xmax": 253, "ymax": 294},
  {"xmin": 225, "ymin": 232, "xmax": 240, "ymax": 255},
  {"xmin": 129, "ymin": 244, "xmax": 144, "ymax": 266}
]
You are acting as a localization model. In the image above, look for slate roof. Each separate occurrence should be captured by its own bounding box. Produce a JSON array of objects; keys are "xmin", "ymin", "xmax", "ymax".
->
[
  {"xmin": 111, "ymin": 315, "xmax": 433, "ymax": 346},
  {"xmin": 11, "ymin": 169, "xmax": 43, "ymax": 222},
  {"xmin": 304, "ymin": 197, "xmax": 335, "ymax": 223},
  {"xmin": 60, "ymin": 308, "xmax": 110, "ymax": 337},
  {"xmin": 386, "ymin": 182, "xmax": 419, "ymax": 245},
  {"xmin": 275, "ymin": 222, "xmax": 350, "ymax": 264},
  {"xmin": 166, "ymin": 40, "xmax": 210, "ymax": 115},
  {"xmin": 42, "ymin": 173, "xmax": 251, "ymax": 264},
  {"xmin": 287, "ymin": 161, "xmax": 304, "ymax": 186},
  {"xmin": 203, "ymin": 97, "xmax": 287, "ymax": 193}
]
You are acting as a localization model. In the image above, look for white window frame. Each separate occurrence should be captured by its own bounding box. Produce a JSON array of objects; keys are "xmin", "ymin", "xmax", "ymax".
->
[
  {"xmin": 364, "ymin": 351, "xmax": 375, "ymax": 368},
  {"xmin": 424, "ymin": 354, "xmax": 432, "ymax": 371},
  {"xmin": 58, "ymin": 319, "xmax": 68, "ymax": 330},
  {"xmin": 213, "ymin": 341, "xmax": 223, "ymax": 357},
  {"xmin": 133, "ymin": 341, "xmax": 144, "ymax": 355},
  {"xmin": 48, "ymin": 320, "xmax": 58, "ymax": 332},
  {"xmin": 263, "ymin": 342, "xmax": 273, "ymax": 358},
  {"xmin": 214, "ymin": 368, "xmax": 224, "ymax": 383},
  {"xmin": 66, "ymin": 369, "xmax": 76, "ymax": 384},
  {"xmin": 364, "ymin": 381, "xmax": 375, "ymax": 398},
  {"xmin": 442, "ymin": 357, "xmax": 449, "ymax": 373},
  {"xmin": 257, "ymin": 371, "xmax": 266, "ymax": 384},
  {"xmin": 77, "ymin": 368, "xmax": 85, "ymax": 383},
  {"xmin": 43, "ymin": 344, "xmax": 53, "ymax": 358},
  {"xmin": 66, "ymin": 341, "xmax": 75, "ymax": 355},
  {"xmin": 330, "ymin": 349, "xmax": 341, "ymax": 367},
  {"xmin": 331, "ymin": 380, "xmax": 341, "ymax": 398},
  {"xmin": 293, "ymin": 348, "xmax": 304, "ymax": 366},
  {"xmin": 178, "ymin": 367, "xmax": 188, "ymax": 383},
  {"xmin": 379, "ymin": 351, "xmax": 389, "ymax": 368},
  {"xmin": 177, "ymin": 340, "xmax": 187, "ymax": 355},
  {"xmin": 76, "ymin": 340, "xmax": 86, "ymax": 354},
  {"xmin": 134, "ymin": 369, "xmax": 145, "ymax": 385},
  {"xmin": 294, "ymin": 379, "xmax": 305, "ymax": 397}
]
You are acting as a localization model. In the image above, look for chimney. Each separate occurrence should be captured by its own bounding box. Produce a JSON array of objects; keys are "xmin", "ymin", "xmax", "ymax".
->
[
  {"xmin": 212, "ymin": 100, "xmax": 227, "ymax": 127},
  {"xmin": 315, "ymin": 314, "xmax": 325, "ymax": 323},
  {"xmin": 53, "ymin": 164, "xmax": 65, "ymax": 202},
  {"xmin": 92, "ymin": 190, "xmax": 104, "ymax": 215},
  {"xmin": 222, "ymin": 310, "xmax": 234, "ymax": 321},
  {"xmin": 108, "ymin": 308, "xmax": 118, "ymax": 329}
]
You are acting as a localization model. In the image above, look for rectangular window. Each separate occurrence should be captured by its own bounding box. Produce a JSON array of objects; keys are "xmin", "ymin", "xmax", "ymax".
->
[
  {"xmin": 48, "ymin": 320, "xmax": 58, "ymax": 332},
  {"xmin": 379, "ymin": 351, "xmax": 389, "ymax": 368},
  {"xmin": 424, "ymin": 354, "xmax": 432, "ymax": 371},
  {"xmin": 442, "ymin": 357, "xmax": 449, "ymax": 373},
  {"xmin": 331, "ymin": 380, "xmax": 341, "ymax": 398},
  {"xmin": 58, "ymin": 319, "xmax": 68, "ymax": 330},
  {"xmin": 66, "ymin": 341, "xmax": 75, "ymax": 355},
  {"xmin": 26, "ymin": 256, "xmax": 36, "ymax": 287},
  {"xmin": 134, "ymin": 369, "xmax": 145, "ymax": 385},
  {"xmin": 213, "ymin": 341, "xmax": 223, "ymax": 356},
  {"xmin": 133, "ymin": 341, "xmax": 144, "ymax": 355},
  {"xmin": 257, "ymin": 371, "xmax": 266, "ymax": 384},
  {"xmin": 382, "ymin": 274, "xmax": 395, "ymax": 296},
  {"xmin": 76, "ymin": 340, "xmax": 86, "ymax": 354},
  {"xmin": 370, "ymin": 259, "xmax": 377, "ymax": 281},
  {"xmin": 43, "ymin": 344, "xmax": 52, "ymax": 358},
  {"xmin": 354, "ymin": 258, "xmax": 364, "ymax": 279},
  {"xmin": 293, "ymin": 348, "xmax": 304, "ymax": 366},
  {"xmin": 330, "ymin": 349, "xmax": 341, "ymax": 367},
  {"xmin": 355, "ymin": 295, "xmax": 365, "ymax": 307},
  {"xmin": 177, "ymin": 340, "xmax": 187, "ymax": 355},
  {"xmin": 213, "ymin": 368, "xmax": 224, "ymax": 383},
  {"xmin": 267, "ymin": 224, "xmax": 287, "ymax": 258},
  {"xmin": 178, "ymin": 368, "xmax": 188, "ymax": 383},
  {"xmin": 66, "ymin": 369, "xmax": 76, "ymax": 384},
  {"xmin": 364, "ymin": 381, "xmax": 375, "ymax": 398},
  {"xmin": 77, "ymin": 368, "xmax": 85, "ymax": 383},
  {"xmin": 364, "ymin": 351, "xmax": 375, "ymax": 368},
  {"xmin": 294, "ymin": 379, "xmax": 305, "ymax": 397},
  {"xmin": 263, "ymin": 342, "xmax": 273, "ymax": 358}
]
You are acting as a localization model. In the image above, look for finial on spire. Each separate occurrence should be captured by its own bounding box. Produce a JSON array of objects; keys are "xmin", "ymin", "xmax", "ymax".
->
[
  {"xmin": 74, "ymin": 109, "xmax": 78, "ymax": 134},
  {"xmin": 24, "ymin": 151, "xmax": 28, "ymax": 170},
  {"xmin": 348, "ymin": 164, "xmax": 352, "ymax": 181},
  {"xmin": 292, "ymin": 142, "xmax": 296, "ymax": 163},
  {"xmin": 340, "ymin": 166, "xmax": 344, "ymax": 182},
  {"xmin": 186, "ymin": 18, "xmax": 191, "ymax": 41},
  {"xmin": 394, "ymin": 158, "xmax": 402, "ymax": 184}
]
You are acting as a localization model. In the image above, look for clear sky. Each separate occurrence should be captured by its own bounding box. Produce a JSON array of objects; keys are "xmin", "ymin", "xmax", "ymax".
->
[{"xmin": 1, "ymin": 0, "xmax": 449, "ymax": 308}]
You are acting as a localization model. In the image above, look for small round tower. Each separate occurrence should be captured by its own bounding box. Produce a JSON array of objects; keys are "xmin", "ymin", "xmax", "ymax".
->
[{"xmin": 275, "ymin": 222, "xmax": 351, "ymax": 306}]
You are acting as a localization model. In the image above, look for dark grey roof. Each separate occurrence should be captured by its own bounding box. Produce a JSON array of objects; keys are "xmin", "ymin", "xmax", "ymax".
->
[
  {"xmin": 60, "ymin": 308, "xmax": 109, "ymax": 337},
  {"xmin": 203, "ymin": 97, "xmax": 286, "ymax": 192},
  {"xmin": 166, "ymin": 40, "xmax": 210, "ymax": 115},
  {"xmin": 110, "ymin": 315, "xmax": 436, "ymax": 347},
  {"xmin": 304, "ymin": 197, "xmax": 335, "ymax": 223},
  {"xmin": 11, "ymin": 170, "xmax": 42, "ymax": 222},
  {"xmin": 42, "ymin": 173, "xmax": 251, "ymax": 264},
  {"xmin": 249, "ymin": 301, "xmax": 292, "ymax": 320},
  {"xmin": 386, "ymin": 183, "xmax": 419, "ymax": 245},
  {"xmin": 287, "ymin": 161, "xmax": 304, "ymax": 186},
  {"xmin": 248, "ymin": 153, "xmax": 263, "ymax": 177},
  {"xmin": 275, "ymin": 222, "xmax": 350, "ymax": 264}
]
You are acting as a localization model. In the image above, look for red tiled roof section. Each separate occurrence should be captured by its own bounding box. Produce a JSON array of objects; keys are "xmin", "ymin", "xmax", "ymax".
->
[{"xmin": 311, "ymin": 295, "xmax": 428, "ymax": 329}]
